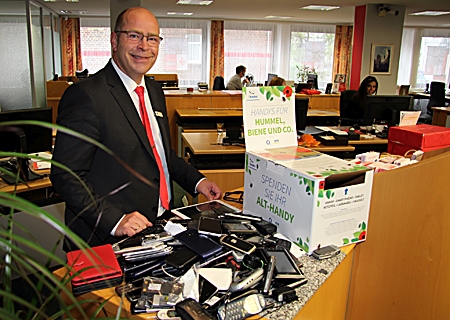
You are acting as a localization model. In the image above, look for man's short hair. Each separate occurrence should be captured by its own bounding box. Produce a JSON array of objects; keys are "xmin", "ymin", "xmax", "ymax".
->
[
  {"xmin": 236, "ymin": 65, "xmax": 246, "ymax": 74},
  {"xmin": 114, "ymin": 8, "xmax": 128, "ymax": 31}
]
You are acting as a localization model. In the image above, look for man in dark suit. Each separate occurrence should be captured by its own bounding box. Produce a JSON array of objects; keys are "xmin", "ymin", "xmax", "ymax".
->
[{"xmin": 50, "ymin": 7, "xmax": 221, "ymax": 251}]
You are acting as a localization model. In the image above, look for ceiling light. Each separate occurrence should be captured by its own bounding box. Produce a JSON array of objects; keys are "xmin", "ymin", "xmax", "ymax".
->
[
  {"xmin": 44, "ymin": 0, "xmax": 57, "ymax": 2},
  {"xmin": 60, "ymin": 10, "xmax": 72, "ymax": 14},
  {"xmin": 409, "ymin": 11, "xmax": 450, "ymax": 16},
  {"xmin": 78, "ymin": 11, "xmax": 89, "ymax": 15},
  {"xmin": 265, "ymin": 15, "xmax": 292, "ymax": 19},
  {"xmin": 66, "ymin": 0, "xmax": 80, "ymax": 2},
  {"xmin": 167, "ymin": 12, "xmax": 193, "ymax": 16},
  {"xmin": 177, "ymin": 0, "xmax": 213, "ymax": 5},
  {"xmin": 301, "ymin": 5, "xmax": 340, "ymax": 11}
]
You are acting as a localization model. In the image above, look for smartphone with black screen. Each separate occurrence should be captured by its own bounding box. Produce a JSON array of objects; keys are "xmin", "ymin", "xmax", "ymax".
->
[
  {"xmin": 165, "ymin": 246, "xmax": 199, "ymax": 269},
  {"xmin": 198, "ymin": 217, "xmax": 223, "ymax": 237},
  {"xmin": 175, "ymin": 229, "xmax": 223, "ymax": 258}
]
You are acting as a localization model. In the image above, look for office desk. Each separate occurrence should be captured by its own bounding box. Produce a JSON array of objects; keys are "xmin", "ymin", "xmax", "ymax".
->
[
  {"xmin": 431, "ymin": 106, "xmax": 450, "ymax": 127},
  {"xmin": 175, "ymin": 108, "xmax": 341, "ymax": 155},
  {"xmin": 182, "ymin": 132, "xmax": 356, "ymax": 169},
  {"xmin": 0, "ymin": 176, "xmax": 52, "ymax": 194},
  {"xmin": 410, "ymin": 92, "xmax": 450, "ymax": 103}
]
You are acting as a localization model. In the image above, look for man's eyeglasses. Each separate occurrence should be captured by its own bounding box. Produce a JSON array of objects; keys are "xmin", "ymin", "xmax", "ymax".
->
[{"xmin": 115, "ymin": 30, "xmax": 163, "ymax": 46}]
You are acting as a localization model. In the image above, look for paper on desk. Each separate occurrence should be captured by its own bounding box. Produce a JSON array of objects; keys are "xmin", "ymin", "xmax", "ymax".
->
[
  {"xmin": 399, "ymin": 111, "xmax": 421, "ymax": 126},
  {"xmin": 197, "ymin": 268, "xmax": 232, "ymax": 291},
  {"xmin": 315, "ymin": 126, "xmax": 348, "ymax": 135}
]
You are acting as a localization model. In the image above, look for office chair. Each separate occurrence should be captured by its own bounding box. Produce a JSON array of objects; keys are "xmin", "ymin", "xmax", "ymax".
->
[
  {"xmin": 213, "ymin": 76, "xmax": 226, "ymax": 90},
  {"xmin": 339, "ymin": 90, "xmax": 358, "ymax": 126},
  {"xmin": 426, "ymin": 81, "xmax": 446, "ymax": 113},
  {"xmin": 418, "ymin": 81, "xmax": 445, "ymax": 124}
]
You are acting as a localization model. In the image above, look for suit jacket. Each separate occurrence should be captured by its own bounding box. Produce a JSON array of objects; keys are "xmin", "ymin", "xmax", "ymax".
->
[{"xmin": 50, "ymin": 61, "xmax": 204, "ymax": 250}]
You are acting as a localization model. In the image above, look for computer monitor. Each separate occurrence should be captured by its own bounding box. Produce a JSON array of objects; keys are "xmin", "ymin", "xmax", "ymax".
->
[
  {"xmin": 266, "ymin": 73, "xmax": 277, "ymax": 86},
  {"xmin": 362, "ymin": 95, "xmax": 412, "ymax": 126},
  {"xmin": 307, "ymin": 74, "xmax": 318, "ymax": 90},
  {"xmin": 295, "ymin": 97, "xmax": 309, "ymax": 131},
  {"xmin": 0, "ymin": 107, "xmax": 53, "ymax": 153}
]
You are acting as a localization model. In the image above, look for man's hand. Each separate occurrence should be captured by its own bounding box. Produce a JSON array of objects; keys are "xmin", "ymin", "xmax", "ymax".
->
[
  {"xmin": 197, "ymin": 179, "xmax": 222, "ymax": 201},
  {"xmin": 114, "ymin": 211, "xmax": 153, "ymax": 237}
]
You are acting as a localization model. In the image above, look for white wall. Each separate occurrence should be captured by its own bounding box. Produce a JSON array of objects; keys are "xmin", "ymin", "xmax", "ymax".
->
[{"xmin": 361, "ymin": 4, "xmax": 406, "ymax": 95}]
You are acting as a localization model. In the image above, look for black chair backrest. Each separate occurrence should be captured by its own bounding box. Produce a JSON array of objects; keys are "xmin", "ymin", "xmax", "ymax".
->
[
  {"xmin": 213, "ymin": 76, "xmax": 226, "ymax": 90},
  {"xmin": 339, "ymin": 90, "xmax": 357, "ymax": 117},
  {"xmin": 427, "ymin": 81, "xmax": 446, "ymax": 111}
]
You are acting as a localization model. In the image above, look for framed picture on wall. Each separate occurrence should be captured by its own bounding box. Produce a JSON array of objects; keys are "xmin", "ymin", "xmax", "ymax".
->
[{"xmin": 370, "ymin": 44, "xmax": 393, "ymax": 75}]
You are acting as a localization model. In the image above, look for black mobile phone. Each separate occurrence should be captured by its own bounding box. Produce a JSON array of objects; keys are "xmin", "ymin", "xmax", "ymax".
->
[
  {"xmin": 165, "ymin": 246, "xmax": 200, "ymax": 269},
  {"xmin": 175, "ymin": 229, "xmax": 223, "ymax": 259},
  {"xmin": 175, "ymin": 298, "xmax": 215, "ymax": 320},
  {"xmin": 198, "ymin": 217, "xmax": 223, "ymax": 237},
  {"xmin": 198, "ymin": 274, "xmax": 218, "ymax": 304}
]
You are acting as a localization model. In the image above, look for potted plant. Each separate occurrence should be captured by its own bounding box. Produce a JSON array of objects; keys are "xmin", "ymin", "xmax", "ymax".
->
[
  {"xmin": 0, "ymin": 119, "xmax": 128, "ymax": 319},
  {"xmin": 296, "ymin": 65, "xmax": 317, "ymax": 83}
]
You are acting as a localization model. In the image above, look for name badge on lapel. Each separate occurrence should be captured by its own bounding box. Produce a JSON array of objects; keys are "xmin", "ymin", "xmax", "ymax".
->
[{"xmin": 154, "ymin": 111, "xmax": 163, "ymax": 118}]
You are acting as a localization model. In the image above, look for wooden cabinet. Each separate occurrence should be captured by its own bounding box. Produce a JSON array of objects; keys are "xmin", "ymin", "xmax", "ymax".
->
[{"xmin": 46, "ymin": 80, "xmax": 71, "ymax": 123}]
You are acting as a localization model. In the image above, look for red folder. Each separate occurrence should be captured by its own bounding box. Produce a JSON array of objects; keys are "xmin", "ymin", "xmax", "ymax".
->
[{"xmin": 66, "ymin": 244, "xmax": 123, "ymax": 295}]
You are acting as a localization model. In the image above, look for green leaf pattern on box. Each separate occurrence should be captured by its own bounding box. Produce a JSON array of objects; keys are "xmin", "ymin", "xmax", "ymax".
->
[
  {"xmin": 242, "ymin": 86, "xmax": 292, "ymax": 101},
  {"xmin": 343, "ymin": 221, "xmax": 367, "ymax": 244},
  {"xmin": 295, "ymin": 236, "xmax": 310, "ymax": 253}
]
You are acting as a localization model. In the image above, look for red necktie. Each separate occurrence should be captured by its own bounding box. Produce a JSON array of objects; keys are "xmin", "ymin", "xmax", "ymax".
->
[{"xmin": 135, "ymin": 86, "xmax": 169, "ymax": 210}]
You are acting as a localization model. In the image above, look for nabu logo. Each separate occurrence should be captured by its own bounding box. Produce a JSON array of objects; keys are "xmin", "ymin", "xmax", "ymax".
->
[{"xmin": 248, "ymin": 89, "xmax": 259, "ymax": 100}]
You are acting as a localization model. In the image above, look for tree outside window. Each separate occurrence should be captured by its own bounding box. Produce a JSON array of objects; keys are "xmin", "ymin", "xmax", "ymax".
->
[{"xmin": 289, "ymin": 32, "xmax": 335, "ymax": 90}]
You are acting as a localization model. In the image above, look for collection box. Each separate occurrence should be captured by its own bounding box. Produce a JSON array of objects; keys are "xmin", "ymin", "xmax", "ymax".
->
[
  {"xmin": 243, "ymin": 146, "xmax": 373, "ymax": 254},
  {"xmin": 388, "ymin": 124, "xmax": 450, "ymax": 156}
]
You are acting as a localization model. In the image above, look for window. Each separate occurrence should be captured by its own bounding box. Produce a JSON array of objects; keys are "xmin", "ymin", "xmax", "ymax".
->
[
  {"xmin": 152, "ymin": 19, "xmax": 208, "ymax": 87},
  {"xmin": 289, "ymin": 25, "xmax": 335, "ymax": 90},
  {"xmin": 417, "ymin": 36, "xmax": 450, "ymax": 88},
  {"xmin": 80, "ymin": 26, "xmax": 111, "ymax": 74},
  {"xmin": 79, "ymin": 19, "xmax": 208, "ymax": 87},
  {"xmin": 399, "ymin": 28, "xmax": 450, "ymax": 89},
  {"xmin": 80, "ymin": 18, "xmax": 110, "ymax": 74},
  {"xmin": 224, "ymin": 22, "xmax": 274, "ymax": 85}
]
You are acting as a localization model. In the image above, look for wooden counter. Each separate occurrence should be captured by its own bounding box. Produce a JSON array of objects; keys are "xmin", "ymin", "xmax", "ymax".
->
[{"xmin": 347, "ymin": 150, "xmax": 450, "ymax": 319}]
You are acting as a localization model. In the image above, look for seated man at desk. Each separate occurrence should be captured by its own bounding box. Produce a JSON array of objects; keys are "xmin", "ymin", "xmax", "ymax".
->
[
  {"xmin": 50, "ymin": 7, "xmax": 221, "ymax": 251},
  {"xmin": 226, "ymin": 65, "xmax": 249, "ymax": 90}
]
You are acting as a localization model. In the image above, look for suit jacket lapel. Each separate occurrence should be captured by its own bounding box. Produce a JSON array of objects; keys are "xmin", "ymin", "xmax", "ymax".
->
[
  {"xmin": 145, "ymin": 78, "xmax": 171, "ymax": 159},
  {"xmin": 104, "ymin": 62, "xmax": 155, "ymax": 158}
]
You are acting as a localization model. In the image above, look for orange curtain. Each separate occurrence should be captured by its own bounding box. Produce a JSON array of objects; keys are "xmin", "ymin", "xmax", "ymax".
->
[
  {"xmin": 209, "ymin": 20, "xmax": 224, "ymax": 89},
  {"xmin": 333, "ymin": 25, "xmax": 353, "ymax": 89},
  {"xmin": 60, "ymin": 18, "xmax": 82, "ymax": 76}
]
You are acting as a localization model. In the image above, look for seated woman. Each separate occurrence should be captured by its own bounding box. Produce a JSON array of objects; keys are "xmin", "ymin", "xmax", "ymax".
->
[
  {"xmin": 344, "ymin": 76, "xmax": 378, "ymax": 121},
  {"xmin": 268, "ymin": 76, "xmax": 286, "ymax": 86}
]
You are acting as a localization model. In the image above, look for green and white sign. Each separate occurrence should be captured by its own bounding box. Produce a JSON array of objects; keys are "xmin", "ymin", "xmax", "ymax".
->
[{"xmin": 242, "ymin": 86, "xmax": 296, "ymax": 150}]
